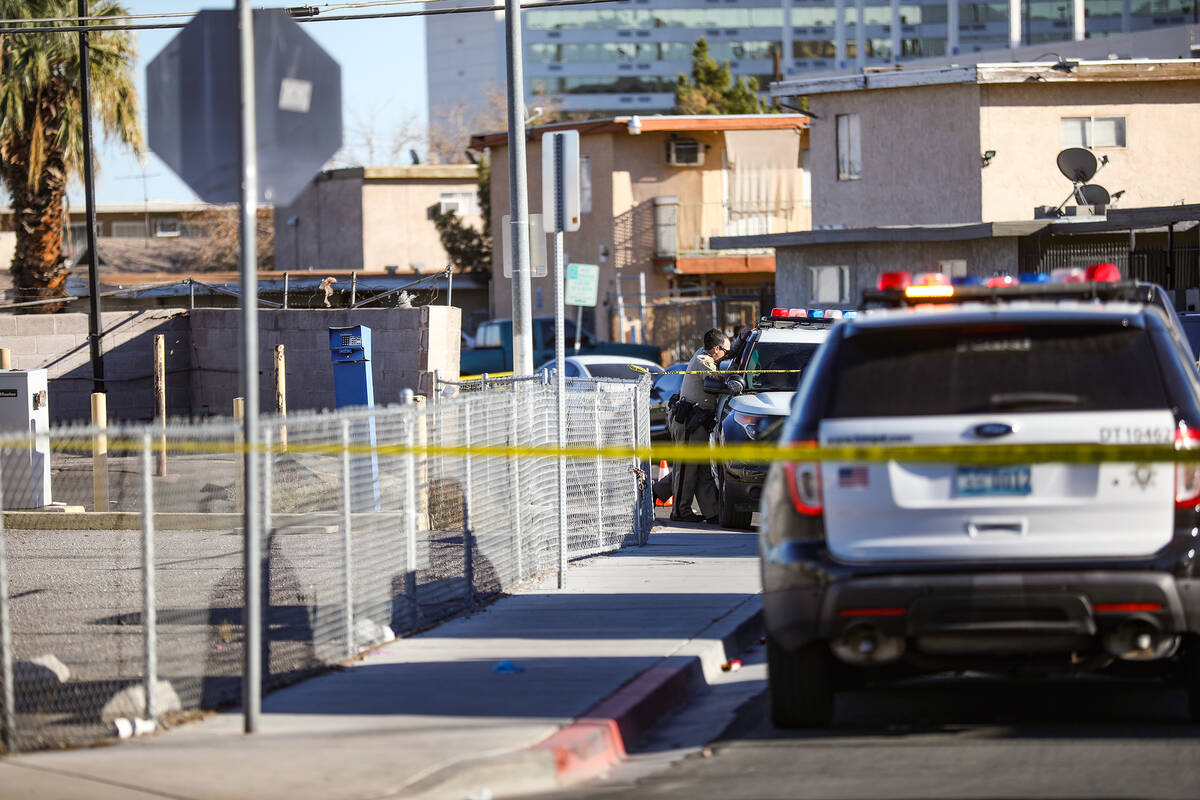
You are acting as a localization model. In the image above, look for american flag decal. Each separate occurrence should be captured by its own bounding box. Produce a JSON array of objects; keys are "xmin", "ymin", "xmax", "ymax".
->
[{"xmin": 838, "ymin": 466, "xmax": 869, "ymax": 488}]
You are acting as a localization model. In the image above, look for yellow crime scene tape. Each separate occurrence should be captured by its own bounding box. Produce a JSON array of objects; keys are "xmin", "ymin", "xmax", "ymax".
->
[{"xmin": 23, "ymin": 435, "xmax": 1195, "ymax": 467}]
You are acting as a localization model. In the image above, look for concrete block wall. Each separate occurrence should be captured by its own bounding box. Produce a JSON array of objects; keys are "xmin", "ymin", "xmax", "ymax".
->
[
  {"xmin": 189, "ymin": 305, "xmax": 461, "ymax": 416},
  {"xmin": 0, "ymin": 310, "xmax": 191, "ymax": 423},
  {"xmin": 0, "ymin": 304, "xmax": 460, "ymax": 423}
]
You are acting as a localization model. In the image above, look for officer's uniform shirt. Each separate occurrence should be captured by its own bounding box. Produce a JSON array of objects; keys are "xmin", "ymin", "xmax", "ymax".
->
[{"xmin": 678, "ymin": 348, "xmax": 719, "ymax": 412}]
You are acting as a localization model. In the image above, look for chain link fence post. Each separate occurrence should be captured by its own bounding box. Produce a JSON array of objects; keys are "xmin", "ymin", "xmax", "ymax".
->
[
  {"xmin": 594, "ymin": 390, "xmax": 603, "ymax": 548},
  {"xmin": 462, "ymin": 407, "xmax": 474, "ymax": 605},
  {"xmin": 0, "ymin": 460, "xmax": 15, "ymax": 754},
  {"xmin": 556, "ymin": 372, "xmax": 567, "ymax": 588},
  {"xmin": 340, "ymin": 418, "xmax": 354, "ymax": 658},
  {"xmin": 140, "ymin": 431, "xmax": 158, "ymax": 722},
  {"xmin": 510, "ymin": 388, "xmax": 524, "ymax": 580},
  {"xmin": 402, "ymin": 390, "xmax": 418, "ymax": 630}
]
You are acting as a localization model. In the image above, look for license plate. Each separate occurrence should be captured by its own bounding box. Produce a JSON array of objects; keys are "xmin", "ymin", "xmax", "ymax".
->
[{"xmin": 954, "ymin": 465, "xmax": 1032, "ymax": 497}]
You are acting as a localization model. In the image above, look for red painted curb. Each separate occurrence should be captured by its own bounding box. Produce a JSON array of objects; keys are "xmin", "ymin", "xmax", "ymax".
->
[{"xmin": 532, "ymin": 664, "xmax": 694, "ymax": 786}]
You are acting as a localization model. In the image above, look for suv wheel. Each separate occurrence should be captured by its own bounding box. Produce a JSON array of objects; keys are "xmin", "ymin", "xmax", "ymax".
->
[
  {"xmin": 718, "ymin": 475, "xmax": 753, "ymax": 530},
  {"xmin": 767, "ymin": 635, "xmax": 834, "ymax": 728}
]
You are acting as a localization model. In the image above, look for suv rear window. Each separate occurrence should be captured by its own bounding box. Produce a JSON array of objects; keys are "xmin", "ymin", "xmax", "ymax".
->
[
  {"xmin": 745, "ymin": 342, "xmax": 821, "ymax": 391},
  {"xmin": 826, "ymin": 322, "xmax": 1170, "ymax": 417}
]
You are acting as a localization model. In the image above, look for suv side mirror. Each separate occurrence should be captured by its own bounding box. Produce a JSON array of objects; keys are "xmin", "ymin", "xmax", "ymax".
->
[{"xmin": 724, "ymin": 375, "xmax": 746, "ymax": 394}]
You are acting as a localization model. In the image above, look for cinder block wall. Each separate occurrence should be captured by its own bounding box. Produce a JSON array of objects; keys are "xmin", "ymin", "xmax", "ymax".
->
[
  {"xmin": 0, "ymin": 310, "xmax": 191, "ymax": 423},
  {"xmin": 189, "ymin": 305, "xmax": 461, "ymax": 415},
  {"xmin": 0, "ymin": 305, "xmax": 460, "ymax": 423}
]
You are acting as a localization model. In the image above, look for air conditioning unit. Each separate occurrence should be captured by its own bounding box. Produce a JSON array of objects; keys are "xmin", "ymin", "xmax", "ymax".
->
[{"xmin": 667, "ymin": 138, "xmax": 704, "ymax": 166}]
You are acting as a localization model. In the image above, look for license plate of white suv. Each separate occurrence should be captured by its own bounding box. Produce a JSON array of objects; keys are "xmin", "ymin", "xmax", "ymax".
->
[{"xmin": 954, "ymin": 465, "xmax": 1032, "ymax": 497}]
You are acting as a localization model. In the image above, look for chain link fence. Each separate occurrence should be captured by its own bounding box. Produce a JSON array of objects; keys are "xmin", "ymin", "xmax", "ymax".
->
[{"xmin": 0, "ymin": 373, "xmax": 652, "ymax": 753}]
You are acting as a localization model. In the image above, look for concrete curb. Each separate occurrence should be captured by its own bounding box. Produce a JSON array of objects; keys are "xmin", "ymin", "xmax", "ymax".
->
[{"xmin": 403, "ymin": 596, "xmax": 763, "ymax": 799}]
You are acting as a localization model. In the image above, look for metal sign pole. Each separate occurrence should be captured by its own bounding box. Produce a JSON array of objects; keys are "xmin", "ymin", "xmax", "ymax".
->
[
  {"xmin": 505, "ymin": 0, "xmax": 533, "ymax": 376},
  {"xmin": 77, "ymin": 0, "xmax": 105, "ymax": 394},
  {"xmin": 638, "ymin": 272, "xmax": 647, "ymax": 345},
  {"xmin": 235, "ymin": 0, "xmax": 262, "ymax": 734},
  {"xmin": 552, "ymin": 141, "xmax": 568, "ymax": 590}
]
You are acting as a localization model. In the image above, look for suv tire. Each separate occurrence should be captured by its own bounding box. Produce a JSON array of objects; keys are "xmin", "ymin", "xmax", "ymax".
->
[
  {"xmin": 767, "ymin": 635, "xmax": 834, "ymax": 728},
  {"xmin": 718, "ymin": 472, "xmax": 754, "ymax": 530}
]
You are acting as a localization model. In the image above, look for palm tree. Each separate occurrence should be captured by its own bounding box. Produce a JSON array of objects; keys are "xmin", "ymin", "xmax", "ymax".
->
[{"xmin": 0, "ymin": 1, "xmax": 142, "ymax": 309}]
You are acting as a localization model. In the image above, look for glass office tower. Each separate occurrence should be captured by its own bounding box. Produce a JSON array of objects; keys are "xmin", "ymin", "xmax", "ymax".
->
[{"xmin": 518, "ymin": 0, "xmax": 1196, "ymax": 114}]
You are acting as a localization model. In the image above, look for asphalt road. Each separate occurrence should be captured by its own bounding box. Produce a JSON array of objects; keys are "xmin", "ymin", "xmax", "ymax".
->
[{"xmin": 534, "ymin": 651, "xmax": 1200, "ymax": 800}]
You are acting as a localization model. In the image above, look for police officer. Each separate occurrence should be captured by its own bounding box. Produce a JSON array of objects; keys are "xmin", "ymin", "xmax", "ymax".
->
[{"xmin": 668, "ymin": 328, "xmax": 730, "ymax": 523}]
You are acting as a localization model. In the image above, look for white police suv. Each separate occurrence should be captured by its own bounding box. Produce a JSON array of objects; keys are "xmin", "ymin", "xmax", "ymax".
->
[{"xmin": 760, "ymin": 271, "xmax": 1200, "ymax": 728}]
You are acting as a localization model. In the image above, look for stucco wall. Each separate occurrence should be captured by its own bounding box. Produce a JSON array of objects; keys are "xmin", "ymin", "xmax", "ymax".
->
[
  {"xmin": 807, "ymin": 83, "xmax": 984, "ymax": 228},
  {"xmin": 0, "ymin": 231, "xmax": 14, "ymax": 271},
  {"xmin": 273, "ymin": 173, "xmax": 365, "ymax": 270},
  {"xmin": 979, "ymin": 79, "xmax": 1200, "ymax": 221},
  {"xmin": 774, "ymin": 238, "xmax": 1019, "ymax": 307},
  {"xmin": 0, "ymin": 306, "xmax": 460, "ymax": 424},
  {"xmin": 360, "ymin": 177, "xmax": 481, "ymax": 272},
  {"xmin": 488, "ymin": 126, "xmax": 805, "ymax": 339}
]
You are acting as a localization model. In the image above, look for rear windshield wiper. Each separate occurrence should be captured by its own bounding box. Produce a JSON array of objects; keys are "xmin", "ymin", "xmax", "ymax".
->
[{"xmin": 985, "ymin": 392, "xmax": 1084, "ymax": 410}]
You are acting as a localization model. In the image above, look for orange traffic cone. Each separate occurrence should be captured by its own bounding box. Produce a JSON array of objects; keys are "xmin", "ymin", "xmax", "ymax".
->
[{"xmin": 655, "ymin": 460, "xmax": 673, "ymax": 506}]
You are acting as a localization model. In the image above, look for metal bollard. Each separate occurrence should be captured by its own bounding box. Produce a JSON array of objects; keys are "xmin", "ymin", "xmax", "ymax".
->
[{"xmin": 92, "ymin": 393, "xmax": 108, "ymax": 512}]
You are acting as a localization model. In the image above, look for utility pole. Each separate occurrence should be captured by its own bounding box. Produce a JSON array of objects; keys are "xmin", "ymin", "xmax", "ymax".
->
[
  {"xmin": 505, "ymin": 0, "xmax": 533, "ymax": 375},
  {"xmin": 78, "ymin": 0, "xmax": 104, "ymax": 394}
]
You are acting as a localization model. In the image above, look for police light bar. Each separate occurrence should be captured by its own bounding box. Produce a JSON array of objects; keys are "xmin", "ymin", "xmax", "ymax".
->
[
  {"xmin": 861, "ymin": 279, "xmax": 1149, "ymax": 309},
  {"xmin": 905, "ymin": 285, "xmax": 955, "ymax": 299}
]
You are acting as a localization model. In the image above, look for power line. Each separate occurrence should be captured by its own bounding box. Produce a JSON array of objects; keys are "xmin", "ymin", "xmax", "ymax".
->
[{"xmin": 0, "ymin": 0, "xmax": 625, "ymax": 35}]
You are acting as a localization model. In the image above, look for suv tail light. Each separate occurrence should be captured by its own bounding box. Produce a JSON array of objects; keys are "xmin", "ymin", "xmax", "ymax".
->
[
  {"xmin": 1176, "ymin": 426, "xmax": 1200, "ymax": 509},
  {"xmin": 784, "ymin": 441, "xmax": 823, "ymax": 515}
]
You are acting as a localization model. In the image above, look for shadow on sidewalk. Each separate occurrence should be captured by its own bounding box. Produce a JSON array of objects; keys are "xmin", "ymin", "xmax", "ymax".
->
[
  {"xmin": 423, "ymin": 591, "xmax": 758, "ymax": 639},
  {"xmin": 259, "ymin": 655, "xmax": 675, "ymax": 719}
]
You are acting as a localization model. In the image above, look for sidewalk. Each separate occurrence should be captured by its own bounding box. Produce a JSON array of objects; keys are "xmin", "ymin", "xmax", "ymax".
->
[{"xmin": 0, "ymin": 520, "xmax": 762, "ymax": 800}]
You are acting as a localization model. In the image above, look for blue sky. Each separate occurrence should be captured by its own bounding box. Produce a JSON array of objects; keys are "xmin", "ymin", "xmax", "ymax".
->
[{"xmin": 70, "ymin": 2, "xmax": 428, "ymax": 206}]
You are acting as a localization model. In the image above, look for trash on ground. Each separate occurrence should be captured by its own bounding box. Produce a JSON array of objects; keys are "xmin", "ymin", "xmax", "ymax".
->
[{"xmin": 493, "ymin": 660, "xmax": 525, "ymax": 674}]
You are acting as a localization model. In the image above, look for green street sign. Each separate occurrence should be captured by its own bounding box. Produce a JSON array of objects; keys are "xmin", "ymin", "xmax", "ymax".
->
[{"xmin": 565, "ymin": 263, "xmax": 600, "ymax": 307}]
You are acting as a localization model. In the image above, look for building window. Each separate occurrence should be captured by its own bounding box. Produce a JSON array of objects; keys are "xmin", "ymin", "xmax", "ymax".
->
[
  {"xmin": 938, "ymin": 259, "xmax": 967, "ymax": 277},
  {"xmin": 154, "ymin": 218, "xmax": 181, "ymax": 238},
  {"xmin": 1061, "ymin": 116, "xmax": 1126, "ymax": 148},
  {"xmin": 836, "ymin": 113, "xmax": 861, "ymax": 181},
  {"xmin": 111, "ymin": 221, "xmax": 147, "ymax": 238},
  {"xmin": 581, "ymin": 155, "xmax": 592, "ymax": 215},
  {"xmin": 801, "ymin": 148, "xmax": 812, "ymax": 207},
  {"xmin": 810, "ymin": 265, "xmax": 850, "ymax": 303},
  {"xmin": 439, "ymin": 191, "xmax": 480, "ymax": 216}
]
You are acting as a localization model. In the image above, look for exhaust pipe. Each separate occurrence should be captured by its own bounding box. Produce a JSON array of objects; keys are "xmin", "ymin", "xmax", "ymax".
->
[
  {"xmin": 1103, "ymin": 617, "xmax": 1179, "ymax": 661},
  {"xmin": 832, "ymin": 625, "xmax": 905, "ymax": 665}
]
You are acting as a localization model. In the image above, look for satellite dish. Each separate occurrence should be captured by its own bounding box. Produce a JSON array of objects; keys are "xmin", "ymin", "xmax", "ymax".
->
[
  {"xmin": 1057, "ymin": 148, "xmax": 1098, "ymax": 183},
  {"xmin": 1075, "ymin": 184, "xmax": 1111, "ymax": 206}
]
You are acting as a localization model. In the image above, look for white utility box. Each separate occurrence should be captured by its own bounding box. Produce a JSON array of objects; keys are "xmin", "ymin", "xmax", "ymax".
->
[{"xmin": 0, "ymin": 369, "xmax": 52, "ymax": 508}]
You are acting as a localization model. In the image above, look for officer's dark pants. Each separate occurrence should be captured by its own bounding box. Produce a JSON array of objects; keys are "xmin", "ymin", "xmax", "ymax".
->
[{"xmin": 667, "ymin": 417, "xmax": 718, "ymax": 520}]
